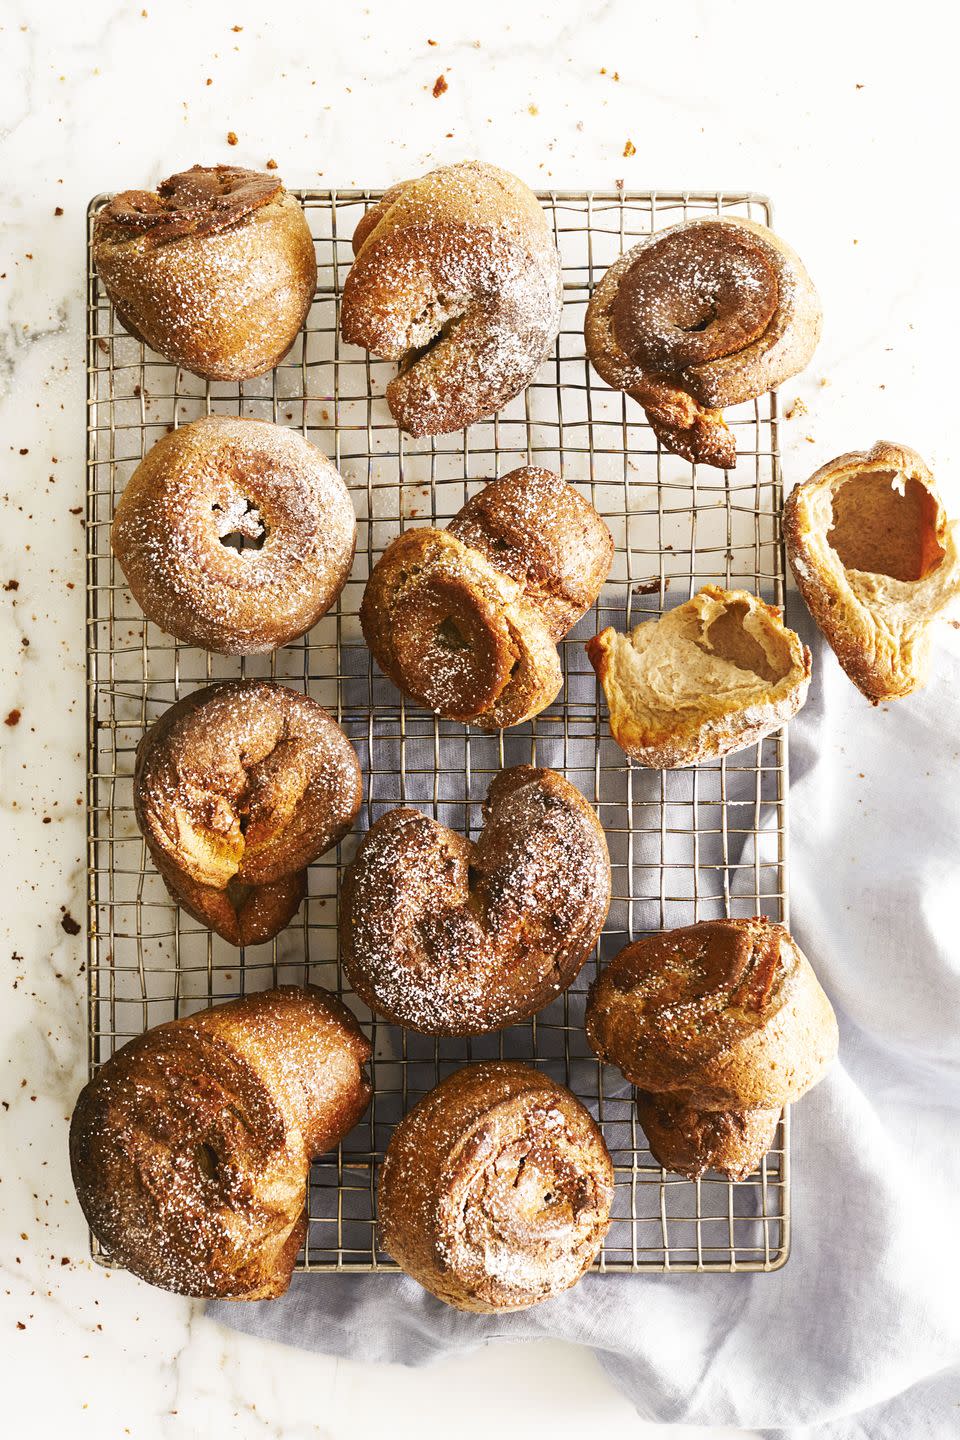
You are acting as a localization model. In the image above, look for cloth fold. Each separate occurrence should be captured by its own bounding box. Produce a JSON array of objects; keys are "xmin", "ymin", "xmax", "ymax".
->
[{"xmin": 211, "ymin": 610, "xmax": 960, "ymax": 1436}]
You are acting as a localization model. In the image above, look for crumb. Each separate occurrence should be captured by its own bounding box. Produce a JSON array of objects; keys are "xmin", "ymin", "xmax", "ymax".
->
[
  {"xmin": 232, "ymin": 24, "xmax": 243, "ymax": 31},
  {"xmin": 5, "ymin": 709, "xmax": 21, "ymax": 727},
  {"xmin": 19, "ymin": 448, "xmax": 28, "ymax": 455},
  {"xmin": 785, "ymin": 397, "xmax": 808, "ymax": 420},
  {"xmin": 60, "ymin": 910, "xmax": 81, "ymax": 937},
  {"xmin": 528, "ymin": 104, "xmax": 538, "ymax": 115},
  {"xmin": 855, "ymin": 82, "xmax": 864, "ymax": 89},
  {"xmin": 206, "ymin": 78, "xmax": 212, "ymax": 86},
  {"xmin": 432, "ymin": 74, "xmax": 448, "ymax": 98},
  {"xmin": 54, "ymin": 207, "xmax": 63, "ymax": 217},
  {"xmin": 226, "ymin": 131, "xmax": 238, "ymax": 146},
  {"xmin": 804, "ymin": 435, "xmax": 815, "ymax": 443},
  {"xmin": 633, "ymin": 578, "xmax": 667, "ymax": 595},
  {"xmin": 427, "ymin": 37, "xmax": 437, "ymax": 45},
  {"xmin": 4, "ymin": 580, "xmax": 18, "ymax": 591},
  {"xmin": 623, "ymin": 139, "xmax": 636, "ymax": 158},
  {"xmin": 265, "ymin": 158, "xmax": 278, "ymax": 170}
]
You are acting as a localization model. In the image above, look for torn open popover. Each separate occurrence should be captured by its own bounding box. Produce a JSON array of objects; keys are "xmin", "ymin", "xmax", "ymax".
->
[
  {"xmin": 784, "ymin": 440, "xmax": 960, "ymax": 701},
  {"xmin": 587, "ymin": 586, "xmax": 811, "ymax": 767}
]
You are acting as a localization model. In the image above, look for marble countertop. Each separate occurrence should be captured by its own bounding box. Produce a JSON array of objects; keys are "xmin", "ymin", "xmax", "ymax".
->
[{"xmin": 2, "ymin": 2, "xmax": 954, "ymax": 1436}]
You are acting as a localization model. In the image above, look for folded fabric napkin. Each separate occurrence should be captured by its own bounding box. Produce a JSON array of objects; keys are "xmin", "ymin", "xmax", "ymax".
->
[{"xmin": 211, "ymin": 607, "xmax": 960, "ymax": 1437}]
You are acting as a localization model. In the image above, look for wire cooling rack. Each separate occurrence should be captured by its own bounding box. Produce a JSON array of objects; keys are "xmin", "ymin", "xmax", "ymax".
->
[{"xmin": 86, "ymin": 188, "xmax": 790, "ymax": 1276}]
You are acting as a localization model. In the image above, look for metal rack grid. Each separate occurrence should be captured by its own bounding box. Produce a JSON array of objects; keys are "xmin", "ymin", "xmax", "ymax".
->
[{"xmin": 86, "ymin": 188, "xmax": 790, "ymax": 1275}]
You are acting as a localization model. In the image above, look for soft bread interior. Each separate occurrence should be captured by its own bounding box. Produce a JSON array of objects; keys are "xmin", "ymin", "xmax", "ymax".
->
[
  {"xmin": 603, "ymin": 590, "xmax": 799, "ymax": 725},
  {"xmin": 827, "ymin": 470, "xmax": 944, "ymax": 582}
]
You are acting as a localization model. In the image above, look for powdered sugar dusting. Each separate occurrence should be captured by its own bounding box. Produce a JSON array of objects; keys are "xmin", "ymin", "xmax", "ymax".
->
[
  {"xmin": 113, "ymin": 415, "xmax": 356, "ymax": 655},
  {"xmin": 379, "ymin": 1063, "xmax": 614, "ymax": 1310},
  {"xmin": 135, "ymin": 680, "xmax": 362, "ymax": 941},
  {"xmin": 341, "ymin": 767, "xmax": 610, "ymax": 1035},
  {"xmin": 69, "ymin": 986, "xmax": 371, "ymax": 1298},
  {"xmin": 340, "ymin": 161, "xmax": 563, "ymax": 435},
  {"xmin": 94, "ymin": 166, "xmax": 316, "ymax": 382}
]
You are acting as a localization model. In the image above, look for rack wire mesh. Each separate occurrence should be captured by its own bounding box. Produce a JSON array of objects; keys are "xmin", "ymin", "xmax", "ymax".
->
[{"xmin": 86, "ymin": 188, "xmax": 790, "ymax": 1275}]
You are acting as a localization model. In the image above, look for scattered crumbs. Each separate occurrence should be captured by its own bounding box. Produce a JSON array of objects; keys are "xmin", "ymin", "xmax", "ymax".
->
[
  {"xmin": 265, "ymin": 158, "xmax": 278, "ymax": 170},
  {"xmin": 623, "ymin": 139, "xmax": 636, "ymax": 158},
  {"xmin": 4, "ymin": 709, "xmax": 21, "ymax": 727},
  {"xmin": 226, "ymin": 131, "xmax": 238, "ymax": 146},
  {"xmin": 432, "ymin": 74, "xmax": 448, "ymax": 98},
  {"xmin": 785, "ymin": 397, "xmax": 808, "ymax": 420},
  {"xmin": 54, "ymin": 206, "xmax": 63, "ymax": 217},
  {"xmin": 60, "ymin": 910, "xmax": 81, "ymax": 937}
]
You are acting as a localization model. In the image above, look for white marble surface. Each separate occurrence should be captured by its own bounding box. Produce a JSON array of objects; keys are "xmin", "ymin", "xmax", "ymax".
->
[{"xmin": 1, "ymin": 2, "xmax": 956, "ymax": 1436}]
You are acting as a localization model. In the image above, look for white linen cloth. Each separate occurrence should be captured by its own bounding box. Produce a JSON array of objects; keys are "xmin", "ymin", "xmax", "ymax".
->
[{"xmin": 210, "ymin": 604, "xmax": 960, "ymax": 1437}]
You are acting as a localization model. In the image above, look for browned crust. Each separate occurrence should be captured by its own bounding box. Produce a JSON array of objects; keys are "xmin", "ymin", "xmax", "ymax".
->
[
  {"xmin": 340, "ymin": 766, "xmax": 611, "ymax": 1035},
  {"xmin": 339, "ymin": 161, "xmax": 562, "ymax": 436},
  {"xmin": 784, "ymin": 440, "xmax": 960, "ymax": 702},
  {"xmin": 584, "ymin": 216, "xmax": 821, "ymax": 469},
  {"xmin": 361, "ymin": 467, "xmax": 612, "ymax": 729},
  {"xmin": 98, "ymin": 165, "xmax": 283, "ymax": 243},
  {"xmin": 635, "ymin": 1092, "xmax": 781, "ymax": 1181},
  {"xmin": 112, "ymin": 416, "xmax": 356, "ymax": 656},
  {"xmin": 69, "ymin": 986, "xmax": 371, "ymax": 1299},
  {"xmin": 377, "ymin": 1062, "xmax": 614, "ymax": 1312},
  {"xmin": 448, "ymin": 467, "xmax": 614, "ymax": 639},
  {"xmin": 93, "ymin": 165, "xmax": 317, "ymax": 381},
  {"xmin": 585, "ymin": 918, "xmax": 838, "ymax": 1112},
  {"xmin": 134, "ymin": 681, "xmax": 362, "ymax": 947},
  {"xmin": 586, "ymin": 586, "xmax": 811, "ymax": 767}
]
